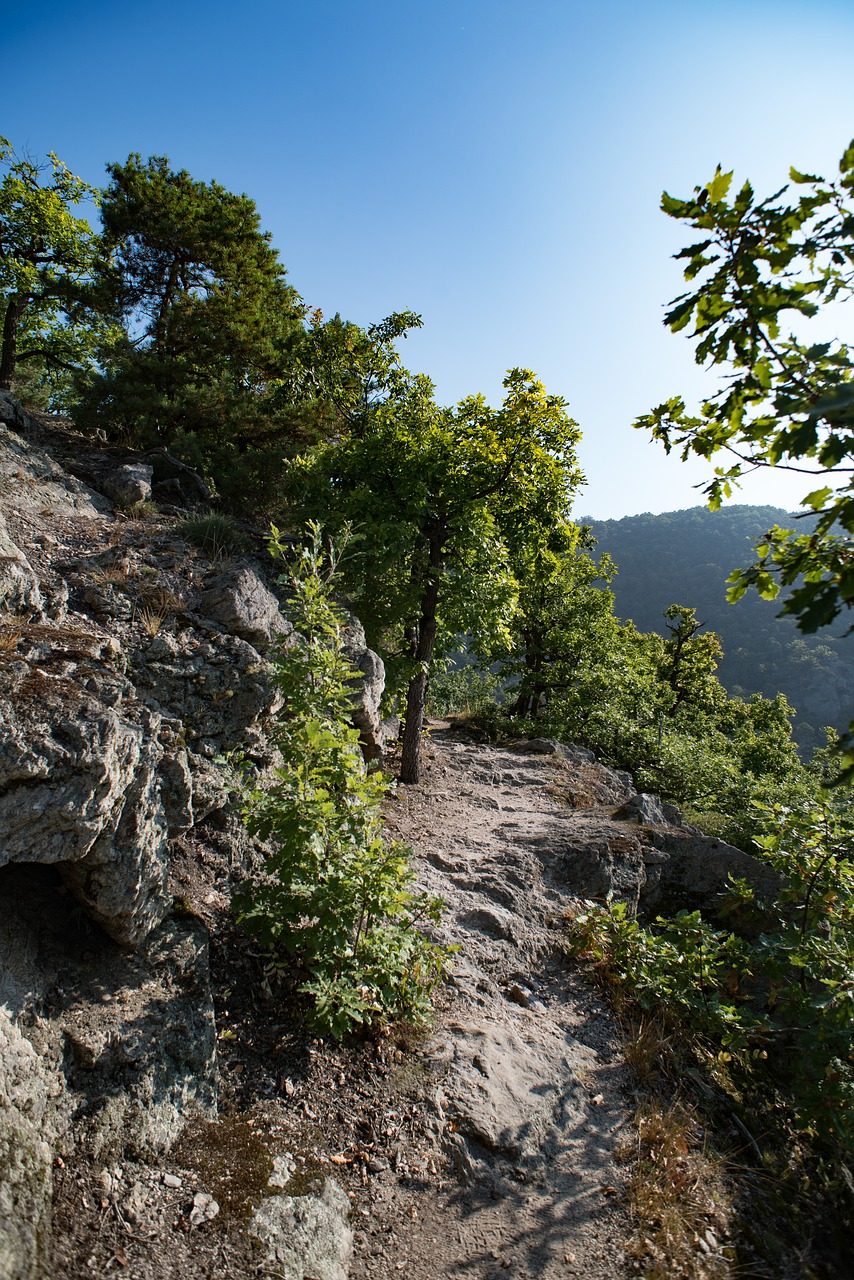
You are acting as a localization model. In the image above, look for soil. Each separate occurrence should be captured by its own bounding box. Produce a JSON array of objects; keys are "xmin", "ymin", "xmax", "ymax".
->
[{"xmin": 48, "ymin": 722, "xmax": 639, "ymax": 1280}]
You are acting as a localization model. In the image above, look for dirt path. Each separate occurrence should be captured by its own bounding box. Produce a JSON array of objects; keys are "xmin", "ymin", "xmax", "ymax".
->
[
  {"xmin": 47, "ymin": 724, "xmax": 637, "ymax": 1280},
  {"xmin": 345, "ymin": 725, "xmax": 635, "ymax": 1280}
]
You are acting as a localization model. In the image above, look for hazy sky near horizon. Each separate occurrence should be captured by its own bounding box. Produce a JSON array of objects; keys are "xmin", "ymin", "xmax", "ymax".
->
[{"xmin": 4, "ymin": 0, "xmax": 854, "ymax": 518}]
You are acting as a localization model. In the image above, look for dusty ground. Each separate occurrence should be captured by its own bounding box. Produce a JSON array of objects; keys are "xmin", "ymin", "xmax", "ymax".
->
[{"xmin": 48, "ymin": 722, "xmax": 639, "ymax": 1280}]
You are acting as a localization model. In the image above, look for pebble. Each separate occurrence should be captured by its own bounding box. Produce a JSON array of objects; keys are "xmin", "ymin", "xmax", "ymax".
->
[
  {"xmin": 162, "ymin": 1172, "xmax": 183, "ymax": 1189},
  {"xmin": 189, "ymin": 1191, "xmax": 220, "ymax": 1227}
]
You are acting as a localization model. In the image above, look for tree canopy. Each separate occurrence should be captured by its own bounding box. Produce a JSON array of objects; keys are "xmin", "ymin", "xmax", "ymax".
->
[
  {"xmin": 0, "ymin": 137, "xmax": 101, "ymax": 402},
  {"xmin": 286, "ymin": 367, "xmax": 584, "ymax": 781},
  {"xmin": 76, "ymin": 153, "xmax": 311, "ymax": 503},
  {"xmin": 636, "ymin": 140, "xmax": 854, "ymax": 769},
  {"xmin": 636, "ymin": 141, "xmax": 854, "ymax": 631}
]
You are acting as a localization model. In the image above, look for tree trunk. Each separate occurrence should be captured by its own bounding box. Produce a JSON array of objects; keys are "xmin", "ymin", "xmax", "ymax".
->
[
  {"xmin": 399, "ymin": 526, "xmax": 444, "ymax": 784},
  {"xmin": 0, "ymin": 295, "xmax": 28, "ymax": 392}
]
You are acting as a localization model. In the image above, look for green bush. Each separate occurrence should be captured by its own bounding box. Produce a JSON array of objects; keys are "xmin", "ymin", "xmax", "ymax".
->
[
  {"xmin": 427, "ymin": 666, "xmax": 501, "ymax": 717},
  {"xmin": 567, "ymin": 796, "xmax": 854, "ymax": 1149},
  {"xmin": 234, "ymin": 524, "xmax": 451, "ymax": 1038}
]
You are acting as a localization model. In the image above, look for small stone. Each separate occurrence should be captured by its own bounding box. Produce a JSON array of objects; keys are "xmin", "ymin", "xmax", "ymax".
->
[
  {"xmin": 162, "ymin": 1172, "xmax": 183, "ymax": 1189},
  {"xmin": 367, "ymin": 1158, "xmax": 389, "ymax": 1174},
  {"xmin": 189, "ymin": 1191, "xmax": 219, "ymax": 1226}
]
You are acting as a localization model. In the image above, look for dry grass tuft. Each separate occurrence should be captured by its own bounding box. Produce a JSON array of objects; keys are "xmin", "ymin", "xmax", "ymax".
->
[
  {"xmin": 137, "ymin": 604, "xmax": 168, "ymax": 636},
  {"xmin": 626, "ymin": 1098, "xmax": 734, "ymax": 1279},
  {"xmin": 138, "ymin": 583, "xmax": 186, "ymax": 615},
  {"xmin": 622, "ymin": 1016, "xmax": 676, "ymax": 1086},
  {"xmin": 0, "ymin": 622, "xmax": 23, "ymax": 653},
  {"xmin": 91, "ymin": 563, "xmax": 134, "ymax": 588}
]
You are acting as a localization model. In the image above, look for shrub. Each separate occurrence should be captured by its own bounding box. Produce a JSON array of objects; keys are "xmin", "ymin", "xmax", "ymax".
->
[
  {"xmin": 566, "ymin": 795, "xmax": 854, "ymax": 1148},
  {"xmin": 234, "ymin": 524, "xmax": 451, "ymax": 1037},
  {"xmin": 427, "ymin": 665, "xmax": 501, "ymax": 717}
]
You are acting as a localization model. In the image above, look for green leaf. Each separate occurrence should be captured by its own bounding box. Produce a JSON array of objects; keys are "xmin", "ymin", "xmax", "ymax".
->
[{"xmin": 707, "ymin": 168, "xmax": 734, "ymax": 204}]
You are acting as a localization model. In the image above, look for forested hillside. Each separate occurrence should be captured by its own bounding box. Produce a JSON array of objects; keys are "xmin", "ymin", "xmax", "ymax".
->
[{"xmin": 587, "ymin": 505, "xmax": 854, "ymax": 753}]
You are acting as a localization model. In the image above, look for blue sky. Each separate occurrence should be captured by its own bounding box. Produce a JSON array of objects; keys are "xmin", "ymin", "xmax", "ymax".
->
[{"xmin": 4, "ymin": 0, "xmax": 854, "ymax": 517}]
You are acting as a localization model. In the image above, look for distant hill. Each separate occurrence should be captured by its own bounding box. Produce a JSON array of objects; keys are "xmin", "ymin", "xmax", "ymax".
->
[{"xmin": 584, "ymin": 505, "xmax": 854, "ymax": 754}]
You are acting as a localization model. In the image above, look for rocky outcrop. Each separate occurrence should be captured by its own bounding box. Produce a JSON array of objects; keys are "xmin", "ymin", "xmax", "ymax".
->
[
  {"xmin": 0, "ymin": 651, "xmax": 172, "ymax": 947},
  {"xmin": 0, "ymin": 398, "xmax": 388, "ymax": 1280},
  {"xmin": 342, "ymin": 615, "xmax": 388, "ymax": 759},
  {"xmin": 197, "ymin": 564, "xmax": 294, "ymax": 650}
]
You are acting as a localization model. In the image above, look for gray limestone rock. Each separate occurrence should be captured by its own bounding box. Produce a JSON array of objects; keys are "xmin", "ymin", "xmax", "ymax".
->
[
  {"xmin": 511, "ymin": 737, "xmax": 565, "ymax": 756},
  {"xmin": 197, "ymin": 565, "xmax": 293, "ymax": 650},
  {"xmin": 616, "ymin": 792, "xmax": 687, "ymax": 828},
  {"xmin": 0, "ymin": 867, "xmax": 218, "ymax": 1278},
  {"xmin": 0, "ymin": 1008, "xmax": 56, "ymax": 1280},
  {"xmin": 0, "ymin": 512, "xmax": 43, "ymax": 618},
  {"xmin": 134, "ymin": 628, "xmax": 283, "ymax": 756},
  {"xmin": 250, "ymin": 1178, "xmax": 353, "ymax": 1280},
  {"xmin": 437, "ymin": 1018, "xmax": 591, "ymax": 1165},
  {"xmin": 643, "ymin": 827, "xmax": 783, "ymax": 912},
  {"xmin": 342, "ymin": 615, "xmax": 387, "ymax": 759},
  {"xmin": 0, "ymin": 420, "xmax": 110, "ymax": 519},
  {"xmin": 0, "ymin": 657, "xmax": 171, "ymax": 947},
  {"xmin": 100, "ymin": 461, "xmax": 154, "ymax": 508}
]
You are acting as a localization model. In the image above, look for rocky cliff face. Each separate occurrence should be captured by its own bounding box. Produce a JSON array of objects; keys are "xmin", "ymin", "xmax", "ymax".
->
[{"xmin": 0, "ymin": 397, "xmax": 386, "ymax": 1280}]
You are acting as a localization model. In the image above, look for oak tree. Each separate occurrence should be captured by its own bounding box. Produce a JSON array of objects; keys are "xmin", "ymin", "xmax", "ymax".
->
[
  {"xmin": 288, "ymin": 368, "xmax": 584, "ymax": 782},
  {"xmin": 0, "ymin": 138, "xmax": 99, "ymax": 398}
]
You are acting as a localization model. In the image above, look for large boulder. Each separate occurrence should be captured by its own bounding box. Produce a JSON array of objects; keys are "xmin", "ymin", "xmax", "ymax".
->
[
  {"xmin": 0, "ymin": 866, "xmax": 218, "ymax": 1279},
  {"xmin": 99, "ymin": 461, "xmax": 153, "ymax": 508},
  {"xmin": 0, "ymin": 637, "xmax": 173, "ymax": 948},
  {"xmin": 342, "ymin": 615, "xmax": 388, "ymax": 759},
  {"xmin": 197, "ymin": 564, "xmax": 293, "ymax": 650}
]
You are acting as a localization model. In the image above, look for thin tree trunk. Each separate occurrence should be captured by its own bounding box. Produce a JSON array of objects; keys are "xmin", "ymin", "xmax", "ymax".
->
[
  {"xmin": 399, "ymin": 526, "xmax": 444, "ymax": 784},
  {"xmin": 0, "ymin": 295, "xmax": 28, "ymax": 391}
]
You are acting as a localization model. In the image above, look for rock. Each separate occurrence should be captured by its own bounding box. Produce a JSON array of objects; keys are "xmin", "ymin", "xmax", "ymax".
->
[
  {"xmin": 0, "ymin": 511, "xmax": 43, "ymax": 617},
  {"xmin": 0, "ymin": 420, "xmax": 110, "ymax": 518},
  {"xmin": 556, "ymin": 817, "xmax": 650, "ymax": 912},
  {"xmin": 158, "ymin": 742, "xmax": 195, "ymax": 834},
  {"xmin": 616, "ymin": 792, "xmax": 687, "ymax": 827},
  {"xmin": 643, "ymin": 827, "xmax": 783, "ymax": 913},
  {"xmin": 511, "ymin": 738, "xmax": 565, "ymax": 756},
  {"xmin": 0, "ymin": 389, "xmax": 32, "ymax": 436},
  {"xmin": 134, "ymin": 628, "xmax": 283, "ymax": 757},
  {"xmin": 100, "ymin": 462, "xmax": 153, "ymax": 508},
  {"xmin": 436, "ymin": 1019, "xmax": 591, "ymax": 1165},
  {"xmin": 554, "ymin": 805, "xmax": 781, "ymax": 917},
  {"xmin": 0, "ymin": 1007, "xmax": 56, "ymax": 1280},
  {"xmin": 342, "ymin": 616, "xmax": 388, "ymax": 760},
  {"xmin": 0, "ymin": 659, "xmax": 172, "ymax": 947},
  {"xmin": 189, "ymin": 1191, "xmax": 220, "ymax": 1226},
  {"xmin": 250, "ymin": 1178, "xmax": 353, "ymax": 1280},
  {"xmin": 0, "ymin": 868, "xmax": 217, "ymax": 1279},
  {"xmin": 197, "ymin": 565, "xmax": 293, "ymax": 649}
]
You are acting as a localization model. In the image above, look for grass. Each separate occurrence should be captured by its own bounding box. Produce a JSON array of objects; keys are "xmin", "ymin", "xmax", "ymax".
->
[
  {"xmin": 177, "ymin": 512, "xmax": 251, "ymax": 560},
  {"xmin": 626, "ymin": 1098, "xmax": 733, "ymax": 1280},
  {"xmin": 0, "ymin": 621, "xmax": 23, "ymax": 653},
  {"xmin": 563, "ymin": 905, "xmax": 736, "ymax": 1278}
]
